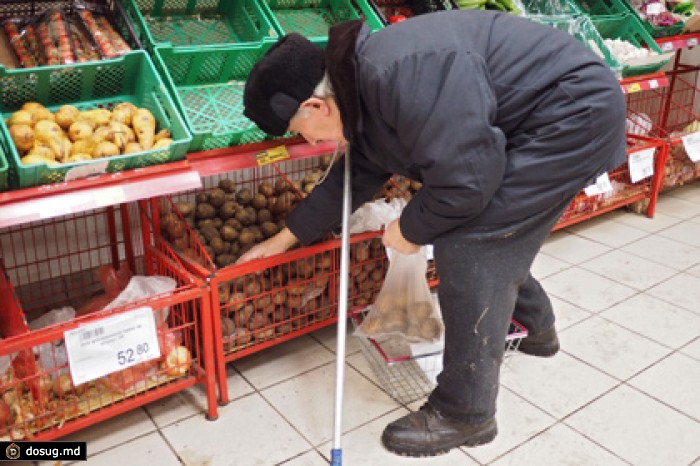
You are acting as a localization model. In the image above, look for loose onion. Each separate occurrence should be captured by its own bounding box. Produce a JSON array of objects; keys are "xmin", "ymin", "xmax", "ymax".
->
[
  {"xmin": 164, "ymin": 346, "xmax": 192, "ymax": 377},
  {"xmin": 0, "ymin": 399, "xmax": 11, "ymax": 428}
]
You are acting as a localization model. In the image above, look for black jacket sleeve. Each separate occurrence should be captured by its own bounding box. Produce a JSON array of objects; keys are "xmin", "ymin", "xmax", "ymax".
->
[
  {"xmin": 285, "ymin": 146, "xmax": 392, "ymax": 245},
  {"xmin": 366, "ymin": 50, "xmax": 508, "ymax": 245}
]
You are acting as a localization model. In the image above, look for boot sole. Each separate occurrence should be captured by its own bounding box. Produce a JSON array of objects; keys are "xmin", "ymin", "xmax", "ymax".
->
[
  {"xmin": 517, "ymin": 340, "xmax": 560, "ymax": 357},
  {"xmin": 381, "ymin": 424, "xmax": 498, "ymax": 457}
]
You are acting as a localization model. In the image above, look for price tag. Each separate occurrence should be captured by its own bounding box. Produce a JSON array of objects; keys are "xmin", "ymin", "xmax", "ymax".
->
[
  {"xmin": 688, "ymin": 38, "xmax": 699, "ymax": 47},
  {"xmin": 95, "ymin": 186, "xmax": 126, "ymax": 207},
  {"xmin": 256, "ymin": 146, "xmax": 290, "ymax": 166},
  {"xmin": 626, "ymin": 83, "xmax": 642, "ymax": 94},
  {"xmin": 629, "ymin": 147, "xmax": 656, "ymax": 183},
  {"xmin": 584, "ymin": 173, "xmax": 613, "ymax": 197},
  {"xmin": 661, "ymin": 42, "xmax": 674, "ymax": 52},
  {"xmin": 648, "ymin": 79, "xmax": 659, "ymax": 89},
  {"xmin": 681, "ymin": 131, "xmax": 700, "ymax": 162},
  {"xmin": 64, "ymin": 307, "xmax": 160, "ymax": 386}
]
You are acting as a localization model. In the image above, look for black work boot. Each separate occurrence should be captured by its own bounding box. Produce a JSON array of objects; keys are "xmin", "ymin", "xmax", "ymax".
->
[
  {"xmin": 517, "ymin": 325, "xmax": 559, "ymax": 357},
  {"xmin": 381, "ymin": 403, "xmax": 497, "ymax": 457}
]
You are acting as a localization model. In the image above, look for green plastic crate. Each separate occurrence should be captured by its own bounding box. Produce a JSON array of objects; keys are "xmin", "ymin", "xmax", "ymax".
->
[
  {"xmin": 0, "ymin": 50, "xmax": 191, "ymax": 189},
  {"xmin": 260, "ymin": 0, "xmax": 383, "ymax": 46},
  {"xmin": 0, "ymin": 147, "xmax": 7, "ymax": 192},
  {"xmin": 529, "ymin": 15, "xmax": 624, "ymax": 77},
  {"xmin": 0, "ymin": 0, "xmax": 142, "ymax": 67},
  {"xmin": 574, "ymin": 0, "xmax": 684, "ymax": 37},
  {"xmin": 590, "ymin": 14, "xmax": 670, "ymax": 77},
  {"xmin": 154, "ymin": 44, "xmax": 276, "ymax": 151},
  {"xmin": 122, "ymin": 0, "xmax": 278, "ymax": 50}
]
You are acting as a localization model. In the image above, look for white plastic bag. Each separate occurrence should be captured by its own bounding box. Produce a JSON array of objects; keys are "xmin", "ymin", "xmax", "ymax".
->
[
  {"xmin": 348, "ymin": 197, "xmax": 406, "ymax": 235},
  {"xmin": 355, "ymin": 247, "xmax": 442, "ymax": 343},
  {"xmin": 103, "ymin": 276, "xmax": 177, "ymax": 326},
  {"xmin": 29, "ymin": 306, "xmax": 76, "ymax": 377},
  {"xmin": 0, "ymin": 340, "xmax": 11, "ymax": 377}
]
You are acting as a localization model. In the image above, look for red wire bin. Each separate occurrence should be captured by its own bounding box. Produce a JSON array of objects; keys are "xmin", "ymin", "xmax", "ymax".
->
[
  {"xmin": 554, "ymin": 134, "xmax": 667, "ymax": 230},
  {"xmin": 626, "ymin": 68, "xmax": 700, "ymax": 189},
  {"xmin": 0, "ymin": 205, "xmax": 217, "ymax": 441},
  {"xmin": 143, "ymin": 154, "xmax": 342, "ymax": 405}
]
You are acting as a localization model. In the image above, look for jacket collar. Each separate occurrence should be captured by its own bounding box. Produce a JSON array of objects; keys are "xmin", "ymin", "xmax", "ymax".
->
[{"xmin": 325, "ymin": 20, "xmax": 369, "ymax": 142}]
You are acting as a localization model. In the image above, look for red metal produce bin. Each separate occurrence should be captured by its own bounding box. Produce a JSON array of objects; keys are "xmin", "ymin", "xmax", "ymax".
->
[
  {"xmin": 626, "ymin": 69, "xmax": 700, "ymax": 189},
  {"xmin": 143, "ymin": 154, "xmax": 342, "ymax": 405},
  {"xmin": 0, "ymin": 204, "xmax": 217, "ymax": 441},
  {"xmin": 553, "ymin": 134, "xmax": 667, "ymax": 230}
]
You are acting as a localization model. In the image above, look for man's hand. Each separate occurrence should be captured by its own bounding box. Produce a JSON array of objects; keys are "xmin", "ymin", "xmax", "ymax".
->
[
  {"xmin": 382, "ymin": 219, "xmax": 420, "ymax": 254},
  {"xmin": 236, "ymin": 227, "xmax": 300, "ymax": 264}
]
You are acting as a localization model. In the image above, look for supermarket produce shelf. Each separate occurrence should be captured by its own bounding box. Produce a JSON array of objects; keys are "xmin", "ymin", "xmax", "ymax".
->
[
  {"xmin": 0, "ymin": 138, "xmax": 337, "ymax": 229},
  {"xmin": 619, "ymin": 72, "xmax": 669, "ymax": 94},
  {"xmin": 656, "ymin": 32, "xmax": 700, "ymax": 51},
  {"xmin": 186, "ymin": 138, "xmax": 339, "ymax": 177},
  {"xmin": 0, "ymin": 161, "xmax": 201, "ymax": 228}
]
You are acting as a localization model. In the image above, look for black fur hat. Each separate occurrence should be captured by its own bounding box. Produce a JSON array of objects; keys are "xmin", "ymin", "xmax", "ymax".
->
[{"xmin": 244, "ymin": 34, "xmax": 325, "ymax": 136}]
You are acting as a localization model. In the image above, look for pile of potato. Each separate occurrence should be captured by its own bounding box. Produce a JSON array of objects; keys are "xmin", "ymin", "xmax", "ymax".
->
[
  {"xmin": 161, "ymin": 166, "xmax": 336, "ymax": 268},
  {"xmin": 349, "ymin": 238, "xmax": 387, "ymax": 308},
  {"xmin": 6, "ymin": 101, "xmax": 172, "ymax": 166},
  {"xmin": 359, "ymin": 290, "xmax": 442, "ymax": 342},
  {"xmin": 218, "ymin": 252, "xmax": 334, "ymax": 350},
  {"xmin": 375, "ymin": 176, "xmax": 422, "ymax": 202}
]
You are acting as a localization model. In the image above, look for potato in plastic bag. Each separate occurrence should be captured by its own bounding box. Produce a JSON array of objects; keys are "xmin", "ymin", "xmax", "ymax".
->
[{"xmin": 355, "ymin": 247, "xmax": 442, "ymax": 343}]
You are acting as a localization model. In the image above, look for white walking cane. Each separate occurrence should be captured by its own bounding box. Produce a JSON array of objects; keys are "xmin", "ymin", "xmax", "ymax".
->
[{"xmin": 331, "ymin": 142, "xmax": 351, "ymax": 466}]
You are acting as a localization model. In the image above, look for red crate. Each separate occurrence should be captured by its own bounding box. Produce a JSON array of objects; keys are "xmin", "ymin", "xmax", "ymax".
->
[
  {"xmin": 554, "ymin": 135, "xmax": 667, "ymax": 230},
  {"xmin": 0, "ymin": 205, "xmax": 217, "ymax": 440},
  {"xmin": 626, "ymin": 69, "xmax": 700, "ymax": 189}
]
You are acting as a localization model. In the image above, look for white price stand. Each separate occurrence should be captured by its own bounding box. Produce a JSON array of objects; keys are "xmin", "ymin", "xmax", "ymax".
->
[
  {"xmin": 64, "ymin": 306, "xmax": 161, "ymax": 386},
  {"xmin": 629, "ymin": 147, "xmax": 656, "ymax": 183},
  {"xmin": 681, "ymin": 131, "xmax": 700, "ymax": 162},
  {"xmin": 584, "ymin": 173, "xmax": 613, "ymax": 197}
]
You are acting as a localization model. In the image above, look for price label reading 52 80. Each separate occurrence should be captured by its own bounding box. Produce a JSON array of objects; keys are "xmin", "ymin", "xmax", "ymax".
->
[{"xmin": 64, "ymin": 307, "xmax": 161, "ymax": 386}]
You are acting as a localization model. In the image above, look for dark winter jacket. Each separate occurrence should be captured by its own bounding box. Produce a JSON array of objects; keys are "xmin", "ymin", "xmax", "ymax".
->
[{"xmin": 286, "ymin": 10, "xmax": 627, "ymax": 246}]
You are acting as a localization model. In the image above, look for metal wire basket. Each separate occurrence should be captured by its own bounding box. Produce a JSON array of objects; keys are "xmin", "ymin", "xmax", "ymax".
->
[{"xmin": 352, "ymin": 310, "xmax": 527, "ymax": 404}]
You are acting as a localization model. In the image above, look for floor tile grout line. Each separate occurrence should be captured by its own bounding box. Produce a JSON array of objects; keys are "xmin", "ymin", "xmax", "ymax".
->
[
  {"xmin": 678, "ymin": 336, "xmax": 700, "ymax": 363},
  {"xmin": 481, "ymin": 419, "xmax": 633, "ymax": 466},
  {"xmin": 253, "ymin": 360, "xmax": 403, "ymax": 453},
  {"xmin": 547, "ymin": 379, "xmax": 640, "ymax": 465},
  {"xmin": 595, "ymin": 309, "xmax": 698, "ymax": 352},
  {"xmin": 559, "ymin": 338, "xmax": 700, "ymax": 425},
  {"xmin": 622, "ymin": 358, "xmax": 700, "ymax": 425},
  {"xmin": 153, "ymin": 426, "xmax": 187, "ymax": 466},
  {"xmin": 470, "ymin": 385, "xmax": 559, "ymax": 465}
]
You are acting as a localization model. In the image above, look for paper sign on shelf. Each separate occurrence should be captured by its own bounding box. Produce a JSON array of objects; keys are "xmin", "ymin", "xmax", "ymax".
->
[
  {"xmin": 64, "ymin": 160, "xmax": 110, "ymax": 182},
  {"xmin": 629, "ymin": 147, "xmax": 656, "ymax": 183},
  {"xmin": 681, "ymin": 131, "xmax": 700, "ymax": 162},
  {"xmin": 64, "ymin": 306, "xmax": 160, "ymax": 386},
  {"xmin": 584, "ymin": 173, "xmax": 613, "ymax": 197},
  {"xmin": 94, "ymin": 186, "xmax": 127, "ymax": 207}
]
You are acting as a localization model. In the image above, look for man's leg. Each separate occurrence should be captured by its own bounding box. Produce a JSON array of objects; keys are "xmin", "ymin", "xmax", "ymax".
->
[
  {"xmin": 381, "ymin": 197, "xmax": 572, "ymax": 456},
  {"xmin": 513, "ymin": 274, "xmax": 560, "ymax": 356}
]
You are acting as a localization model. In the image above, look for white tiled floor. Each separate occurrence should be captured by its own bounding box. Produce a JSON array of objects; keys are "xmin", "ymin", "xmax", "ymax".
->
[{"xmin": 37, "ymin": 185, "xmax": 700, "ymax": 465}]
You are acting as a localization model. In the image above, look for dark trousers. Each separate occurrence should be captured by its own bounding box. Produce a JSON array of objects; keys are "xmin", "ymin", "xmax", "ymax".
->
[{"xmin": 427, "ymin": 196, "xmax": 573, "ymax": 424}]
